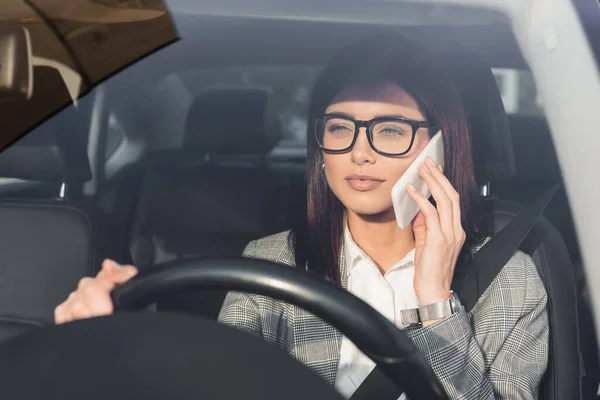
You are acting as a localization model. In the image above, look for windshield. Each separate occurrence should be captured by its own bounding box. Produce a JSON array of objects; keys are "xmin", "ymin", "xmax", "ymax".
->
[{"xmin": 0, "ymin": 3, "xmax": 597, "ymax": 398}]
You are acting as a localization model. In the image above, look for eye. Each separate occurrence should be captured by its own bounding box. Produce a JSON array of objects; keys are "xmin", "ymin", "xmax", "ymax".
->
[
  {"xmin": 373, "ymin": 121, "xmax": 412, "ymax": 136},
  {"xmin": 325, "ymin": 119, "xmax": 354, "ymax": 135},
  {"xmin": 328, "ymin": 124, "xmax": 351, "ymax": 133},
  {"xmin": 380, "ymin": 127, "xmax": 402, "ymax": 135}
]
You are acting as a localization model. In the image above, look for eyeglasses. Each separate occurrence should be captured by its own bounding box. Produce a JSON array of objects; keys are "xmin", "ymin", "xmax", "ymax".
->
[{"xmin": 315, "ymin": 114, "xmax": 435, "ymax": 156}]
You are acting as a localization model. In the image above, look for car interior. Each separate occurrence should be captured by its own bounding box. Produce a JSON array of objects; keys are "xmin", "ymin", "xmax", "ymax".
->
[{"xmin": 0, "ymin": 3, "xmax": 598, "ymax": 399}]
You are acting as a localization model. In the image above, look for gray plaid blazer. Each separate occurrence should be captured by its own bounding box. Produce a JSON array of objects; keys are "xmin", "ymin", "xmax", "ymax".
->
[{"xmin": 218, "ymin": 231, "xmax": 549, "ymax": 399}]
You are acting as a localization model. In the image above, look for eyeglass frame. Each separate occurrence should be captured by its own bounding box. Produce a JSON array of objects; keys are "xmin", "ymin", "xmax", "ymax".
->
[{"xmin": 314, "ymin": 113, "xmax": 436, "ymax": 156}]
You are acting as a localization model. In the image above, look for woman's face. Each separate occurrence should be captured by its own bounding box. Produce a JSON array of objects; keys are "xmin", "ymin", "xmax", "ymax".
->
[{"xmin": 323, "ymin": 81, "xmax": 431, "ymax": 219}]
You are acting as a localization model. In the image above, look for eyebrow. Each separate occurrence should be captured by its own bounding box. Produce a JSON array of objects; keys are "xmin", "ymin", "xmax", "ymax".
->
[{"xmin": 326, "ymin": 111, "xmax": 414, "ymax": 120}]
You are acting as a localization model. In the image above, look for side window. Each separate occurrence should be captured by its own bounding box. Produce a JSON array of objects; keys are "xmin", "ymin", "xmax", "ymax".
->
[
  {"xmin": 105, "ymin": 111, "xmax": 125, "ymax": 160},
  {"xmin": 491, "ymin": 68, "xmax": 543, "ymax": 115}
]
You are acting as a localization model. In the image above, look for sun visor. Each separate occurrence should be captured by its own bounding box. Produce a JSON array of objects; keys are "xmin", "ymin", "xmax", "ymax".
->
[{"xmin": 0, "ymin": 0, "xmax": 179, "ymax": 151}]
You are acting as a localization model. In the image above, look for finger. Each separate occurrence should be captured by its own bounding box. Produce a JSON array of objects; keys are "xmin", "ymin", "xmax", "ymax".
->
[
  {"xmin": 430, "ymin": 162, "xmax": 463, "ymax": 236},
  {"xmin": 76, "ymin": 277, "xmax": 113, "ymax": 315},
  {"xmin": 67, "ymin": 298, "xmax": 93, "ymax": 320},
  {"xmin": 420, "ymin": 160, "xmax": 453, "ymax": 239},
  {"xmin": 54, "ymin": 302, "xmax": 70, "ymax": 324},
  {"xmin": 412, "ymin": 209, "xmax": 427, "ymax": 230},
  {"xmin": 412, "ymin": 211, "xmax": 427, "ymax": 247},
  {"xmin": 96, "ymin": 259, "xmax": 123, "ymax": 282},
  {"xmin": 55, "ymin": 290, "xmax": 79, "ymax": 323},
  {"xmin": 80, "ymin": 279, "xmax": 115, "ymax": 316},
  {"xmin": 78, "ymin": 274, "xmax": 114, "ymax": 293},
  {"xmin": 96, "ymin": 259, "xmax": 113, "ymax": 280},
  {"xmin": 102, "ymin": 260, "xmax": 138, "ymax": 284},
  {"xmin": 82, "ymin": 291, "xmax": 114, "ymax": 316},
  {"xmin": 407, "ymin": 183, "xmax": 442, "ymax": 239},
  {"xmin": 77, "ymin": 277, "xmax": 97, "ymax": 292}
]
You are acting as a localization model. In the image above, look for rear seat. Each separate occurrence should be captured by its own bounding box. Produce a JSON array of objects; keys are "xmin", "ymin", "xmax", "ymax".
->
[
  {"xmin": 108, "ymin": 87, "xmax": 300, "ymax": 318},
  {"xmin": 130, "ymin": 87, "xmax": 292, "ymax": 266}
]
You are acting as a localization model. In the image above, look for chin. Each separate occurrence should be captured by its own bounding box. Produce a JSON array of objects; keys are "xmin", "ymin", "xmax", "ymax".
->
[{"xmin": 343, "ymin": 200, "xmax": 394, "ymax": 219}]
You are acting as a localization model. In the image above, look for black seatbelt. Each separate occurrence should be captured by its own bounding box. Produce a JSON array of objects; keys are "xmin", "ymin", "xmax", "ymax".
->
[
  {"xmin": 350, "ymin": 182, "xmax": 561, "ymax": 400},
  {"xmin": 454, "ymin": 181, "xmax": 560, "ymax": 311}
]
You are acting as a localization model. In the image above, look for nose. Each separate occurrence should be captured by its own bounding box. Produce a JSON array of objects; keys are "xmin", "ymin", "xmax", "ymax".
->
[{"xmin": 350, "ymin": 127, "xmax": 376, "ymax": 165}]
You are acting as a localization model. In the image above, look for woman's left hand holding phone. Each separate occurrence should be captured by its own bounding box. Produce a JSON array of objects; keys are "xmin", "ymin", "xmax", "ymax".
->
[{"xmin": 406, "ymin": 157, "xmax": 466, "ymax": 326}]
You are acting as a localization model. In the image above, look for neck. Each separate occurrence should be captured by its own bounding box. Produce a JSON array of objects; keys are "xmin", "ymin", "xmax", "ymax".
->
[{"xmin": 346, "ymin": 209, "xmax": 415, "ymax": 274}]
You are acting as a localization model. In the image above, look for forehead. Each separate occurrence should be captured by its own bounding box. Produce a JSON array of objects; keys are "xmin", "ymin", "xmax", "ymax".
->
[{"xmin": 326, "ymin": 81, "xmax": 423, "ymax": 120}]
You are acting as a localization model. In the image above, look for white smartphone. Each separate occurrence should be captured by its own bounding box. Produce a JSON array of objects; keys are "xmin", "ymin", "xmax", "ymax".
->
[{"xmin": 391, "ymin": 130, "xmax": 444, "ymax": 229}]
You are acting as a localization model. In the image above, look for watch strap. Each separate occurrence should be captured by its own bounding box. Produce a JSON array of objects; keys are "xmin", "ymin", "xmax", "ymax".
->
[
  {"xmin": 419, "ymin": 297, "xmax": 454, "ymax": 321},
  {"xmin": 399, "ymin": 291, "xmax": 458, "ymax": 326}
]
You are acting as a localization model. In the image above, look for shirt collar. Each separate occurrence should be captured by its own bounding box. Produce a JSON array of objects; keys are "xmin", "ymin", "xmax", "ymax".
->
[{"xmin": 343, "ymin": 224, "xmax": 415, "ymax": 277}]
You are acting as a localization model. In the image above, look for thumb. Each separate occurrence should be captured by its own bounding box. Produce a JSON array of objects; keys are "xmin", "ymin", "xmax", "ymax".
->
[{"xmin": 101, "ymin": 259, "xmax": 138, "ymax": 284}]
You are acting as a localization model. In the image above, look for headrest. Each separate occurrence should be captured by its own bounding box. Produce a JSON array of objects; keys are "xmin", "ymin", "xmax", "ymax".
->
[
  {"xmin": 0, "ymin": 67, "xmax": 91, "ymax": 183},
  {"xmin": 445, "ymin": 55, "xmax": 516, "ymax": 184},
  {"xmin": 183, "ymin": 87, "xmax": 275, "ymax": 156},
  {"xmin": 138, "ymin": 163, "xmax": 281, "ymax": 238},
  {"xmin": 508, "ymin": 115, "xmax": 559, "ymax": 183}
]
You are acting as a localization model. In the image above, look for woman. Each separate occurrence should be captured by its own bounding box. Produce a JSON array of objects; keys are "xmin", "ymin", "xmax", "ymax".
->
[{"xmin": 55, "ymin": 34, "xmax": 549, "ymax": 399}]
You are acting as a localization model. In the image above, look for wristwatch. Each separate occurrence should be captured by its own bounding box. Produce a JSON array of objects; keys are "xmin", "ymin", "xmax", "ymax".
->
[{"xmin": 400, "ymin": 291, "xmax": 461, "ymax": 326}]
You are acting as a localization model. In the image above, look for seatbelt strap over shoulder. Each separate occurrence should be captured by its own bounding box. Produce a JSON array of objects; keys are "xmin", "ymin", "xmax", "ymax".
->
[
  {"xmin": 454, "ymin": 181, "xmax": 560, "ymax": 311},
  {"xmin": 349, "ymin": 182, "xmax": 561, "ymax": 400}
]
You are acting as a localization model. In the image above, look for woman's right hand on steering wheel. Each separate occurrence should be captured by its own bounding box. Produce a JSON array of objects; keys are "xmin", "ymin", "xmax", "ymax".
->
[{"xmin": 54, "ymin": 260, "xmax": 138, "ymax": 324}]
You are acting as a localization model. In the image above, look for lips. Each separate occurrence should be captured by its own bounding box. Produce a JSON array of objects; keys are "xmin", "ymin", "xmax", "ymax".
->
[{"xmin": 345, "ymin": 174, "xmax": 385, "ymax": 191}]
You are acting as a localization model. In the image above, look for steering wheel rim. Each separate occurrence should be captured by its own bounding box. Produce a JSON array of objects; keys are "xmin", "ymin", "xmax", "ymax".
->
[{"xmin": 111, "ymin": 257, "xmax": 449, "ymax": 400}]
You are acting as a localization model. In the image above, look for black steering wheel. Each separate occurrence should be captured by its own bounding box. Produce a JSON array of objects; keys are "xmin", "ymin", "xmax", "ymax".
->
[
  {"xmin": 112, "ymin": 257, "xmax": 448, "ymax": 399},
  {"xmin": 0, "ymin": 257, "xmax": 448, "ymax": 400}
]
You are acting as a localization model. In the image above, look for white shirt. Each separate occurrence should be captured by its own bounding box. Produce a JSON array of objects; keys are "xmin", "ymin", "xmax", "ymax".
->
[{"xmin": 335, "ymin": 227, "xmax": 418, "ymax": 399}]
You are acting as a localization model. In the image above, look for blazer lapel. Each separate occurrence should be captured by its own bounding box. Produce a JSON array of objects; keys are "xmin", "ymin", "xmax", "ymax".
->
[
  {"xmin": 339, "ymin": 241, "xmax": 348, "ymax": 290},
  {"xmin": 293, "ymin": 242, "xmax": 348, "ymax": 385}
]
